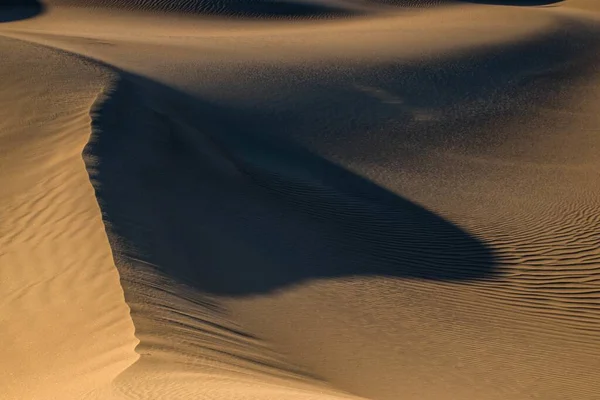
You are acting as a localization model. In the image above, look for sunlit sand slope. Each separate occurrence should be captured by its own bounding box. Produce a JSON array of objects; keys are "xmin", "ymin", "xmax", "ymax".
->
[{"xmin": 0, "ymin": 37, "xmax": 138, "ymax": 400}]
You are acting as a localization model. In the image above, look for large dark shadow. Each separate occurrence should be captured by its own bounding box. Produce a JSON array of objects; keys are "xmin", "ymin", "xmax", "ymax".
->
[
  {"xmin": 84, "ymin": 16, "xmax": 600, "ymax": 296},
  {"xmin": 49, "ymin": 0, "xmax": 355, "ymax": 19},
  {"xmin": 0, "ymin": 0, "xmax": 44, "ymax": 23},
  {"xmin": 86, "ymin": 79, "xmax": 496, "ymax": 295}
]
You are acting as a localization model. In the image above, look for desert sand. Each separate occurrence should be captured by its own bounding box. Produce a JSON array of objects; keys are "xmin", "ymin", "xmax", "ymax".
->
[{"xmin": 1, "ymin": 0, "xmax": 599, "ymax": 399}]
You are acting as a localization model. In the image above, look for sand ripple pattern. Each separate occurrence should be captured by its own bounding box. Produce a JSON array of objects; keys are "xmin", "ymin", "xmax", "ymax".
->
[{"xmin": 2, "ymin": 1, "xmax": 600, "ymax": 399}]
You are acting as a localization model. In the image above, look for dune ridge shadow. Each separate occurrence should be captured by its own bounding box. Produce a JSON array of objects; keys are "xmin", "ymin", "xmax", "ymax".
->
[
  {"xmin": 0, "ymin": 0, "xmax": 565, "ymax": 25},
  {"xmin": 0, "ymin": 0, "xmax": 563, "ymax": 25},
  {"xmin": 83, "ymin": 16, "xmax": 600, "ymax": 297},
  {"xmin": 84, "ymin": 75, "xmax": 497, "ymax": 296},
  {"xmin": 44, "ymin": 0, "xmax": 355, "ymax": 19},
  {"xmin": 0, "ymin": 0, "xmax": 44, "ymax": 23}
]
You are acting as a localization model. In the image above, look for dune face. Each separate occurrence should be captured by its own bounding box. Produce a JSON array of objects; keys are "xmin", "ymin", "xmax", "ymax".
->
[
  {"xmin": 36, "ymin": 0, "xmax": 568, "ymax": 18},
  {"xmin": 45, "ymin": 0, "xmax": 355, "ymax": 18},
  {"xmin": 0, "ymin": 36, "xmax": 138, "ymax": 400},
  {"xmin": 85, "ymin": 75, "xmax": 497, "ymax": 296},
  {"xmin": 2, "ymin": 0, "xmax": 600, "ymax": 399}
]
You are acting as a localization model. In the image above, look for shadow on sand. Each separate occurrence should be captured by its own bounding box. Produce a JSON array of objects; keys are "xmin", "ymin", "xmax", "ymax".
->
[
  {"xmin": 87, "ymin": 78, "xmax": 497, "ymax": 296},
  {"xmin": 83, "ymin": 16, "xmax": 600, "ymax": 297},
  {"xmin": 39, "ymin": 0, "xmax": 355, "ymax": 19},
  {"xmin": 0, "ymin": 0, "xmax": 44, "ymax": 23},
  {"xmin": 86, "ymin": 82, "xmax": 497, "ymax": 295}
]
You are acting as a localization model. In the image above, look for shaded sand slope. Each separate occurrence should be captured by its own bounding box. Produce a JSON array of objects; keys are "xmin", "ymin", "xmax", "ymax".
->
[
  {"xmin": 46, "ymin": 0, "xmax": 356, "ymax": 18},
  {"xmin": 85, "ymin": 78, "xmax": 365, "ymax": 400},
  {"xmin": 0, "ymin": 1, "xmax": 44, "ymax": 23},
  {"xmin": 0, "ymin": 37, "xmax": 138, "ymax": 399},
  {"xmin": 82, "ymin": 18, "xmax": 600, "ymax": 398},
  {"xmin": 32, "ymin": 0, "xmax": 578, "ymax": 22},
  {"xmin": 1, "ymin": 1, "xmax": 600, "ymax": 400},
  {"xmin": 42, "ymin": 0, "xmax": 573, "ymax": 16}
]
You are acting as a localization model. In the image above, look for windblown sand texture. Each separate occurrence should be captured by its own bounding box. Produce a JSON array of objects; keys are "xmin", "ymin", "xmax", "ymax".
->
[{"xmin": 1, "ymin": 0, "xmax": 599, "ymax": 399}]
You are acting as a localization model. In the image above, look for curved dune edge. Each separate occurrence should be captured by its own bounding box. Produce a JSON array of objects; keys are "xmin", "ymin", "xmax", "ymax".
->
[
  {"xmin": 1, "ymin": 1, "xmax": 600, "ymax": 400},
  {"xmin": 39, "ymin": 0, "xmax": 579, "ymax": 20},
  {"xmin": 0, "ymin": 34, "xmax": 363, "ymax": 399},
  {"xmin": 45, "ymin": 0, "xmax": 359, "ymax": 19},
  {"xmin": 85, "ymin": 71, "xmax": 364, "ymax": 400},
  {"xmin": 82, "ymin": 15, "xmax": 600, "ymax": 398},
  {"xmin": 0, "ymin": 36, "xmax": 138, "ymax": 400}
]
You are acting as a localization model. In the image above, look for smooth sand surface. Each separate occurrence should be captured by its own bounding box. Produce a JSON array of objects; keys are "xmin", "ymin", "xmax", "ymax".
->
[{"xmin": 1, "ymin": 0, "xmax": 599, "ymax": 399}]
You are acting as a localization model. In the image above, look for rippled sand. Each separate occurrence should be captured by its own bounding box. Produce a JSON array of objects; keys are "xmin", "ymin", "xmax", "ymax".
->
[{"xmin": 1, "ymin": 1, "xmax": 599, "ymax": 399}]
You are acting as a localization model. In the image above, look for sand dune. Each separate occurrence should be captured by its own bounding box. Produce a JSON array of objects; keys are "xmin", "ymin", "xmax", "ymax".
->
[
  {"xmin": 1, "ymin": 0, "xmax": 600, "ymax": 399},
  {"xmin": 47, "ymin": 0, "xmax": 356, "ymax": 18},
  {"xmin": 0, "ymin": 35, "xmax": 138, "ymax": 400}
]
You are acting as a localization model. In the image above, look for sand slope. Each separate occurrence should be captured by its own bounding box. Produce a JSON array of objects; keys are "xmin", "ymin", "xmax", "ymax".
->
[
  {"xmin": 1, "ymin": 0, "xmax": 600, "ymax": 399},
  {"xmin": 0, "ymin": 36, "xmax": 138, "ymax": 399}
]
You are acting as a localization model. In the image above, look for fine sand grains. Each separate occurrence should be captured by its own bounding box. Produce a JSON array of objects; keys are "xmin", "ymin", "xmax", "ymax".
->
[{"xmin": 0, "ymin": 37, "xmax": 138, "ymax": 399}]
